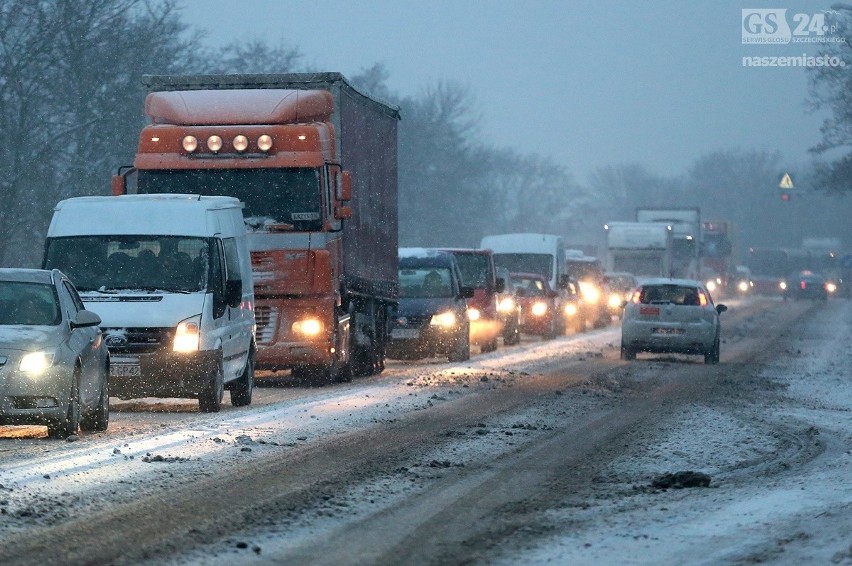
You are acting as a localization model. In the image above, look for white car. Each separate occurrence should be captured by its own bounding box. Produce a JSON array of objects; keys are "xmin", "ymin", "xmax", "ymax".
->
[{"xmin": 620, "ymin": 278, "xmax": 727, "ymax": 364}]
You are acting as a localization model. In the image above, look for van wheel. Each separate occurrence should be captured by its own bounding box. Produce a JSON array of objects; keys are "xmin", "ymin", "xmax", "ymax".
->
[
  {"xmin": 199, "ymin": 362, "xmax": 224, "ymax": 413},
  {"xmin": 80, "ymin": 369, "xmax": 109, "ymax": 432},
  {"xmin": 230, "ymin": 350, "xmax": 254, "ymax": 407},
  {"xmin": 48, "ymin": 372, "xmax": 80, "ymax": 439}
]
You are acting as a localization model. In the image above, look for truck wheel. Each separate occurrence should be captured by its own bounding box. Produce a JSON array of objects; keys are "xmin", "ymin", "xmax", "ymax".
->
[
  {"xmin": 230, "ymin": 350, "xmax": 254, "ymax": 407},
  {"xmin": 80, "ymin": 369, "xmax": 109, "ymax": 432},
  {"xmin": 199, "ymin": 362, "xmax": 224, "ymax": 413},
  {"xmin": 48, "ymin": 372, "xmax": 80, "ymax": 439}
]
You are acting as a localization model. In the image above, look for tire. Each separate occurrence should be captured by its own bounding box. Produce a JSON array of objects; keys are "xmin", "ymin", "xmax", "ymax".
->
[
  {"xmin": 230, "ymin": 349, "xmax": 254, "ymax": 407},
  {"xmin": 480, "ymin": 337, "xmax": 499, "ymax": 353},
  {"xmin": 503, "ymin": 320, "xmax": 520, "ymax": 345},
  {"xmin": 620, "ymin": 340, "xmax": 636, "ymax": 361},
  {"xmin": 542, "ymin": 318, "xmax": 557, "ymax": 340},
  {"xmin": 448, "ymin": 328, "xmax": 470, "ymax": 362},
  {"xmin": 80, "ymin": 369, "xmax": 109, "ymax": 432},
  {"xmin": 48, "ymin": 372, "xmax": 80, "ymax": 439},
  {"xmin": 199, "ymin": 361, "xmax": 224, "ymax": 413},
  {"xmin": 704, "ymin": 334, "xmax": 720, "ymax": 365}
]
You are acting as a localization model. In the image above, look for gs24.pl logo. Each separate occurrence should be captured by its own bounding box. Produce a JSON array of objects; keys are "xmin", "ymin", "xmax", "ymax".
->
[{"xmin": 742, "ymin": 9, "xmax": 842, "ymax": 44}]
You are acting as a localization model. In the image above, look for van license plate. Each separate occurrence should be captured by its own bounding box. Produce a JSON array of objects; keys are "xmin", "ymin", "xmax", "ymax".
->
[{"xmin": 111, "ymin": 364, "xmax": 141, "ymax": 377}]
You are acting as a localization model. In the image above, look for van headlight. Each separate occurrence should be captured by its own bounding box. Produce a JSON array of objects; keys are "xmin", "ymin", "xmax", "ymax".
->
[
  {"xmin": 292, "ymin": 317, "xmax": 323, "ymax": 337},
  {"xmin": 173, "ymin": 315, "xmax": 201, "ymax": 352},
  {"xmin": 19, "ymin": 351, "xmax": 55, "ymax": 375},
  {"xmin": 430, "ymin": 311, "xmax": 457, "ymax": 328}
]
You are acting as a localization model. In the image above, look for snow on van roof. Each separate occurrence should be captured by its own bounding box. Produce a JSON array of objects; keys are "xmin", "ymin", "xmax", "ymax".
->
[
  {"xmin": 49, "ymin": 195, "xmax": 246, "ymax": 238},
  {"xmin": 479, "ymin": 233, "xmax": 563, "ymax": 254},
  {"xmin": 398, "ymin": 247, "xmax": 452, "ymax": 259}
]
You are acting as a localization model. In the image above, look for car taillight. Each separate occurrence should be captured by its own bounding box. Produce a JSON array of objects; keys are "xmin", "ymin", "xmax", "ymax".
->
[
  {"xmin": 698, "ymin": 291, "xmax": 708, "ymax": 306},
  {"xmin": 631, "ymin": 290, "xmax": 641, "ymax": 303},
  {"xmin": 800, "ymin": 281, "xmax": 807, "ymax": 289}
]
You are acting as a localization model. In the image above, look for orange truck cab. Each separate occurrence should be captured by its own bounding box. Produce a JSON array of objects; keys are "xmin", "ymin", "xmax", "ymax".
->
[
  {"xmin": 112, "ymin": 73, "xmax": 400, "ymax": 383},
  {"xmin": 440, "ymin": 248, "xmax": 505, "ymax": 352}
]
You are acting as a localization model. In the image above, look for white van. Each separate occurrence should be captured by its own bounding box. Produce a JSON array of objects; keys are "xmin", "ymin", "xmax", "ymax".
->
[
  {"xmin": 43, "ymin": 194, "xmax": 255, "ymax": 412},
  {"xmin": 480, "ymin": 233, "xmax": 567, "ymax": 291}
]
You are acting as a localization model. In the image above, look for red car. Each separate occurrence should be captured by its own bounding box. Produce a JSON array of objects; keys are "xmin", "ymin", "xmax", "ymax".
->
[
  {"xmin": 441, "ymin": 248, "xmax": 505, "ymax": 352},
  {"xmin": 511, "ymin": 272, "xmax": 560, "ymax": 339}
]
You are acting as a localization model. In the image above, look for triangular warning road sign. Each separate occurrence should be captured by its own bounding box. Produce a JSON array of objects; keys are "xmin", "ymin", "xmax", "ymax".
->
[{"xmin": 779, "ymin": 173, "xmax": 794, "ymax": 189}]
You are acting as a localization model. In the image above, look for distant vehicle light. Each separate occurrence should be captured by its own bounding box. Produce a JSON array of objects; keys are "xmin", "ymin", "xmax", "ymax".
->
[
  {"xmin": 826, "ymin": 282, "xmax": 837, "ymax": 293},
  {"xmin": 233, "ymin": 135, "xmax": 249, "ymax": 152},
  {"xmin": 705, "ymin": 280, "xmax": 717, "ymax": 292},
  {"xmin": 579, "ymin": 281, "xmax": 600, "ymax": 304},
  {"xmin": 467, "ymin": 308, "xmax": 481, "ymax": 321},
  {"xmin": 779, "ymin": 281, "xmax": 788, "ymax": 290},
  {"xmin": 737, "ymin": 281, "xmax": 749, "ymax": 292},
  {"xmin": 607, "ymin": 293, "xmax": 623, "ymax": 309},
  {"xmin": 257, "ymin": 134, "xmax": 273, "ymax": 152},
  {"xmin": 497, "ymin": 297, "xmax": 516, "ymax": 313},
  {"xmin": 564, "ymin": 303, "xmax": 578, "ymax": 316},
  {"xmin": 206, "ymin": 135, "xmax": 223, "ymax": 153},
  {"xmin": 182, "ymin": 136, "xmax": 198, "ymax": 152},
  {"xmin": 531, "ymin": 301, "xmax": 548, "ymax": 317}
]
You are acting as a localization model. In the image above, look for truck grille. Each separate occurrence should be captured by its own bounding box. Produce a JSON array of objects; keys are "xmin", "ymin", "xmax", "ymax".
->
[
  {"xmin": 254, "ymin": 306, "xmax": 279, "ymax": 345},
  {"xmin": 102, "ymin": 327, "xmax": 171, "ymax": 354}
]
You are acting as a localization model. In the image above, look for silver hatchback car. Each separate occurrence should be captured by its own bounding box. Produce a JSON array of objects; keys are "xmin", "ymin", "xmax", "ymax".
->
[
  {"xmin": 0, "ymin": 269, "xmax": 109, "ymax": 438},
  {"xmin": 620, "ymin": 278, "xmax": 727, "ymax": 364}
]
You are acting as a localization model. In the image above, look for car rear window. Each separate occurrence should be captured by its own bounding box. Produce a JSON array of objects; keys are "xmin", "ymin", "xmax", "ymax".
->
[{"xmin": 638, "ymin": 284, "xmax": 705, "ymax": 306}]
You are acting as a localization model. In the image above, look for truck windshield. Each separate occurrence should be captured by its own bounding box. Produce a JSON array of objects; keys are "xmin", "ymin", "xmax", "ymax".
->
[
  {"xmin": 137, "ymin": 168, "xmax": 322, "ymax": 231},
  {"xmin": 492, "ymin": 253, "xmax": 552, "ymax": 282},
  {"xmin": 44, "ymin": 236, "xmax": 210, "ymax": 293}
]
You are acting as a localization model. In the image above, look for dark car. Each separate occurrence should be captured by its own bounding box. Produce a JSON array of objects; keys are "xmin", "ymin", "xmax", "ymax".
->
[
  {"xmin": 440, "ymin": 248, "xmax": 505, "ymax": 353},
  {"xmin": 512, "ymin": 272, "xmax": 560, "ymax": 339},
  {"xmin": 387, "ymin": 249, "xmax": 474, "ymax": 362},
  {"xmin": 783, "ymin": 271, "xmax": 829, "ymax": 301},
  {"xmin": 495, "ymin": 267, "xmax": 521, "ymax": 345},
  {"xmin": 0, "ymin": 268, "xmax": 109, "ymax": 439},
  {"xmin": 564, "ymin": 255, "xmax": 610, "ymax": 328},
  {"xmin": 558, "ymin": 275, "xmax": 586, "ymax": 333}
]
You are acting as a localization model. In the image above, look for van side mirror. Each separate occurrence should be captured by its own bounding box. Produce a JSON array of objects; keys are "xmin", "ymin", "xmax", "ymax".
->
[
  {"xmin": 495, "ymin": 277, "xmax": 505, "ymax": 293},
  {"xmin": 225, "ymin": 280, "xmax": 242, "ymax": 308},
  {"xmin": 71, "ymin": 310, "xmax": 101, "ymax": 329},
  {"xmin": 460, "ymin": 286, "xmax": 475, "ymax": 299}
]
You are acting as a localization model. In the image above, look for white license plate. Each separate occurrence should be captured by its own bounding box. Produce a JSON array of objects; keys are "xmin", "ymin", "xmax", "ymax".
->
[
  {"xmin": 391, "ymin": 328, "xmax": 420, "ymax": 339},
  {"xmin": 652, "ymin": 327, "xmax": 684, "ymax": 335},
  {"xmin": 110, "ymin": 364, "xmax": 141, "ymax": 377}
]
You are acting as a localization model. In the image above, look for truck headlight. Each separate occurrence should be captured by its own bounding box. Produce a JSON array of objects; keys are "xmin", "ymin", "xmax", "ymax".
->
[
  {"xmin": 292, "ymin": 318, "xmax": 323, "ymax": 337},
  {"xmin": 19, "ymin": 351, "xmax": 55, "ymax": 375},
  {"xmin": 430, "ymin": 311, "xmax": 457, "ymax": 328},
  {"xmin": 531, "ymin": 302, "xmax": 548, "ymax": 317},
  {"xmin": 173, "ymin": 316, "xmax": 201, "ymax": 352}
]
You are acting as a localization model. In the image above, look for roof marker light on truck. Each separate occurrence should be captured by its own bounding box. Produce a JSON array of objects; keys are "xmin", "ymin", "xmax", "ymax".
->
[
  {"xmin": 257, "ymin": 134, "xmax": 273, "ymax": 152},
  {"xmin": 233, "ymin": 135, "xmax": 248, "ymax": 152},
  {"xmin": 206, "ymin": 135, "xmax": 223, "ymax": 153},
  {"xmin": 182, "ymin": 136, "xmax": 198, "ymax": 152}
]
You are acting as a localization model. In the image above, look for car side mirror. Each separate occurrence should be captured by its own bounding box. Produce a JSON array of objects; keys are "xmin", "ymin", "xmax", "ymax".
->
[
  {"xmin": 716, "ymin": 304, "xmax": 728, "ymax": 314},
  {"xmin": 71, "ymin": 310, "xmax": 101, "ymax": 329},
  {"xmin": 460, "ymin": 286, "xmax": 475, "ymax": 299},
  {"xmin": 225, "ymin": 280, "xmax": 242, "ymax": 308},
  {"xmin": 495, "ymin": 277, "xmax": 505, "ymax": 293}
]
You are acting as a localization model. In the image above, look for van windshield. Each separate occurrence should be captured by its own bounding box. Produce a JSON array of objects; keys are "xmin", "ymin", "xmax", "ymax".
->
[
  {"xmin": 44, "ymin": 236, "xmax": 210, "ymax": 293},
  {"xmin": 492, "ymin": 253, "xmax": 552, "ymax": 282}
]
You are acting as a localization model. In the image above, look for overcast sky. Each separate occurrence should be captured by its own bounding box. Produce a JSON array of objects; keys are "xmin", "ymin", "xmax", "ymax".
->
[{"xmin": 178, "ymin": 0, "xmax": 843, "ymax": 181}]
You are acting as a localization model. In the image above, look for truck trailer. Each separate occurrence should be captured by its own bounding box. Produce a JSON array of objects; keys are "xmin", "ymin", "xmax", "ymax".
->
[
  {"xmin": 604, "ymin": 222, "xmax": 673, "ymax": 279},
  {"xmin": 636, "ymin": 207, "xmax": 701, "ymax": 279},
  {"xmin": 112, "ymin": 73, "xmax": 400, "ymax": 382}
]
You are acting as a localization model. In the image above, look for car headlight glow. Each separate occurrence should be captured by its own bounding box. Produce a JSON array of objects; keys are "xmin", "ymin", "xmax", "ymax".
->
[
  {"xmin": 564, "ymin": 303, "xmax": 578, "ymax": 316},
  {"xmin": 531, "ymin": 301, "xmax": 548, "ymax": 317},
  {"xmin": 738, "ymin": 281, "xmax": 749, "ymax": 292},
  {"xmin": 292, "ymin": 318, "xmax": 323, "ymax": 337},
  {"xmin": 497, "ymin": 297, "xmax": 516, "ymax": 313},
  {"xmin": 579, "ymin": 281, "xmax": 600, "ymax": 304},
  {"xmin": 607, "ymin": 293, "xmax": 623, "ymax": 309},
  {"xmin": 19, "ymin": 351, "xmax": 55, "ymax": 374},
  {"xmin": 826, "ymin": 282, "xmax": 837, "ymax": 293},
  {"xmin": 430, "ymin": 311, "xmax": 457, "ymax": 328},
  {"xmin": 705, "ymin": 280, "xmax": 717, "ymax": 292},
  {"xmin": 173, "ymin": 317, "xmax": 200, "ymax": 352},
  {"xmin": 467, "ymin": 308, "xmax": 481, "ymax": 321},
  {"xmin": 779, "ymin": 281, "xmax": 788, "ymax": 290}
]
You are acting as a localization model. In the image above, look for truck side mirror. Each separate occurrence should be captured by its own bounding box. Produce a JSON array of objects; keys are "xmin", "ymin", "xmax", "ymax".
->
[
  {"xmin": 225, "ymin": 280, "xmax": 242, "ymax": 308},
  {"xmin": 340, "ymin": 170, "xmax": 352, "ymax": 201},
  {"xmin": 334, "ymin": 205, "xmax": 352, "ymax": 220},
  {"xmin": 495, "ymin": 277, "xmax": 505, "ymax": 293},
  {"xmin": 111, "ymin": 174, "xmax": 125, "ymax": 196}
]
